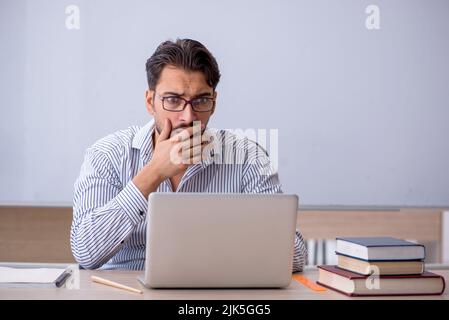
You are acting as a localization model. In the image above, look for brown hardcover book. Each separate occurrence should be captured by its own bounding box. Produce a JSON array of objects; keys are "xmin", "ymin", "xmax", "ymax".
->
[
  {"xmin": 337, "ymin": 254, "xmax": 425, "ymax": 276},
  {"xmin": 317, "ymin": 265, "xmax": 445, "ymax": 297}
]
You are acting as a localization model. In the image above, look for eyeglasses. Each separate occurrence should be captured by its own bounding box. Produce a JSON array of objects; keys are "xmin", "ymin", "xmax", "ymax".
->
[{"xmin": 156, "ymin": 93, "xmax": 215, "ymax": 112}]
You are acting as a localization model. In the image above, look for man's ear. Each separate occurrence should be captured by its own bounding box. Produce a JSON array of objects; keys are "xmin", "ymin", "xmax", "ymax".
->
[{"xmin": 145, "ymin": 90, "xmax": 155, "ymax": 115}]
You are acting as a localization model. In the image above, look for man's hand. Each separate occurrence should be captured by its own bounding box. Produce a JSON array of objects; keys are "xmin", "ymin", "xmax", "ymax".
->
[
  {"xmin": 150, "ymin": 119, "xmax": 206, "ymax": 180},
  {"xmin": 132, "ymin": 119, "xmax": 209, "ymax": 198}
]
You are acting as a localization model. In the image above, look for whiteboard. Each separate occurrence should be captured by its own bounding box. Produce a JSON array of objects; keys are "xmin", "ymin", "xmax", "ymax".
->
[{"xmin": 1, "ymin": 0, "xmax": 449, "ymax": 206}]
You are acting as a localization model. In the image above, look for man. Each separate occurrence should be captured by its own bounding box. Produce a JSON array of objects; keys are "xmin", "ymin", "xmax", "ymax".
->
[{"xmin": 71, "ymin": 38, "xmax": 308, "ymax": 271}]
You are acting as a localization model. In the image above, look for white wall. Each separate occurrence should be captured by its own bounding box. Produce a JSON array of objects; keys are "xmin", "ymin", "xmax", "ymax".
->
[{"xmin": 1, "ymin": 0, "xmax": 449, "ymax": 206}]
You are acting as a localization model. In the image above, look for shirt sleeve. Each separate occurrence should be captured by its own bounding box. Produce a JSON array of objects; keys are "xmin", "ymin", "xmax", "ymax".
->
[
  {"xmin": 71, "ymin": 147, "xmax": 147, "ymax": 269},
  {"xmin": 241, "ymin": 142, "xmax": 308, "ymax": 273}
]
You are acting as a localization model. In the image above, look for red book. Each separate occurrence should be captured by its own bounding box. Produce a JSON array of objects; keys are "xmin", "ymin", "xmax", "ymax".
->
[{"xmin": 317, "ymin": 265, "xmax": 446, "ymax": 297}]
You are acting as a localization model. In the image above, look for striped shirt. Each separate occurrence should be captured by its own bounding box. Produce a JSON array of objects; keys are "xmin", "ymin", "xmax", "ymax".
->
[{"xmin": 71, "ymin": 119, "xmax": 308, "ymax": 271}]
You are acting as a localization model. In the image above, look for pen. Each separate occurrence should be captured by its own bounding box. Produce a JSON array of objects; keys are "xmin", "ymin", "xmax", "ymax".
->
[
  {"xmin": 55, "ymin": 270, "xmax": 72, "ymax": 288},
  {"xmin": 91, "ymin": 275, "xmax": 143, "ymax": 294}
]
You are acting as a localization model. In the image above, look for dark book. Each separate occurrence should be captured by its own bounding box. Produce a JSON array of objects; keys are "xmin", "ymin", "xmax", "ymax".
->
[
  {"xmin": 336, "ymin": 237, "xmax": 425, "ymax": 261},
  {"xmin": 317, "ymin": 265, "xmax": 445, "ymax": 297}
]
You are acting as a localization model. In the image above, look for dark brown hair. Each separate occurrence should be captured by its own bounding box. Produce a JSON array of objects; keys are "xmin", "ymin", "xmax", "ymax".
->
[{"xmin": 145, "ymin": 38, "xmax": 221, "ymax": 90}]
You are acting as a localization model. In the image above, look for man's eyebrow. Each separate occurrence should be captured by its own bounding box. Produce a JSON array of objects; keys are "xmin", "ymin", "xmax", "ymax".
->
[
  {"xmin": 161, "ymin": 91, "xmax": 183, "ymax": 96},
  {"xmin": 195, "ymin": 92, "xmax": 213, "ymax": 97},
  {"xmin": 161, "ymin": 91, "xmax": 213, "ymax": 98}
]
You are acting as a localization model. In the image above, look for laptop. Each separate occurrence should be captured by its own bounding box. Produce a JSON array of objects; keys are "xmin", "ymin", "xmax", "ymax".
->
[{"xmin": 138, "ymin": 193, "xmax": 298, "ymax": 288}]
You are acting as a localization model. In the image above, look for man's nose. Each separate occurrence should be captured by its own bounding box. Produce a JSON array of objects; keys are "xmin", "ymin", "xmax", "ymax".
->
[{"xmin": 180, "ymin": 104, "xmax": 198, "ymax": 123}]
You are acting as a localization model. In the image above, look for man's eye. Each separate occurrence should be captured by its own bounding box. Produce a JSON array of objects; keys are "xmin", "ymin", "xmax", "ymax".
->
[
  {"xmin": 193, "ymin": 98, "xmax": 208, "ymax": 105},
  {"xmin": 165, "ymin": 97, "xmax": 181, "ymax": 105}
]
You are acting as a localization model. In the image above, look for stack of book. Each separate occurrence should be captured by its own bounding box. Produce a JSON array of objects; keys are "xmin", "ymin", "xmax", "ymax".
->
[{"xmin": 316, "ymin": 237, "xmax": 446, "ymax": 297}]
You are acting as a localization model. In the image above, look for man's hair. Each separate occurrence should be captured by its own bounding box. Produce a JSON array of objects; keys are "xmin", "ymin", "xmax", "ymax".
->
[{"xmin": 145, "ymin": 38, "xmax": 221, "ymax": 91}]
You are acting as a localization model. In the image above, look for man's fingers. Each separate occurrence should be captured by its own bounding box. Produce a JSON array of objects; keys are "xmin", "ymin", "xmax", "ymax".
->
[
  {"xmin": 158, "ymin": 119, "xmax": 172, "ymax": 142},
  {"xmin": 169, "ymin": 140, "xmax": 210, "ymax": 164},
  {"xmin": 169, "ymin": 148, "xmax": 203, "ymax": 165},
  {"xmin": 170, "ymin": 127, "xmax": 194, "ymax": 142},
  {"xmin": 180, "ymin": 154, "xmax": 203, "ymax": 165},
  {"xmin": 176, "ymin": 136, "xmax": 207, "ymax": 150},
  {"xmin": 169, "ymin": 125, "xmax": 203, "ymax": 142},
  {"xmin": 180, "ymin": 145, "xmax": 203, "ymax": 160}
]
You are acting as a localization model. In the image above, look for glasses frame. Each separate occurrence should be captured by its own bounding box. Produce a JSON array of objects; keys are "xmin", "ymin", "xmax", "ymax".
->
[{"xmin": 156, "ymin": 93, "xmax": 215, "ymax": 113}]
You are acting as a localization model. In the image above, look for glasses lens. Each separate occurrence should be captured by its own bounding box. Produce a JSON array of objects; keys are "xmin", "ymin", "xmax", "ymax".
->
[
  {"xmin": 163, "ymin": 96, "xmax": 183, "ymax": 111},
  {"xmin": 192, "ymin": 98, "xmax": 214, "ymax": 112}
]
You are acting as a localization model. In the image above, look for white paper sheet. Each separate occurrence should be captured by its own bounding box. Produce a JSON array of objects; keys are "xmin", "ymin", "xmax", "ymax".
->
[{"xmin": 0, "ymin": 266, "xmax": 66, "ymax": 283}]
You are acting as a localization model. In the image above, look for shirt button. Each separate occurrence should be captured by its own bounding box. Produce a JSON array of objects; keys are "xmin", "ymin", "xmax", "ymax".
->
[{"xmin": 139, "ymin": 210, "xmax": 144, "ymax": 216}]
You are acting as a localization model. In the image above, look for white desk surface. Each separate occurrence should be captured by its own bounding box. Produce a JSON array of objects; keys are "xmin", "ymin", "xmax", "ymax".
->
[{"xmin": 0, "ymin": 265, "xmax": 447, "ymax": 300}]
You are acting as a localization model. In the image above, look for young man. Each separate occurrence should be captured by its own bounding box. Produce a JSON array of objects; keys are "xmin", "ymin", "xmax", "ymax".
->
[{"xmin": 71, "ymin": 38, "xmax": 308, "ymax": 271}]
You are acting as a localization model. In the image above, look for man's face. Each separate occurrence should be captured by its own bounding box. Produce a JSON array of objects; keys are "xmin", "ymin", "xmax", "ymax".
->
[{"xmin": 145, "ymin": 65, "xmax": 217, "ymax": 137}]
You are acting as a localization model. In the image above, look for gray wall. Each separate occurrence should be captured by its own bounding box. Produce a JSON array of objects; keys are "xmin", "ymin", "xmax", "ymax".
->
[{"xmin": 1, "ymin": 0, "xmax": 449, "ymax": 206}]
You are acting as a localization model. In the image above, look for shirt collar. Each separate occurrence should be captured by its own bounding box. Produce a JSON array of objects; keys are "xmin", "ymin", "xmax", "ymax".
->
[{"xmin": 132, "ymin": 119, "xmax": 155, "ymax": 164}]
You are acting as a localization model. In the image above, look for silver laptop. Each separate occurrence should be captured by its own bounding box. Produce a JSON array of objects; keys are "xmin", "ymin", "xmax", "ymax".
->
[{"xmin": 138, "ymin": 193, "xmax": 298, "ymax": 288}]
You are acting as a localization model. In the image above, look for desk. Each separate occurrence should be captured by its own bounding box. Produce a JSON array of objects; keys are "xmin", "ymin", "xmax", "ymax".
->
[{"xmin": 1, "ymin": 266, "xmax": 448, "ymax": 300}]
